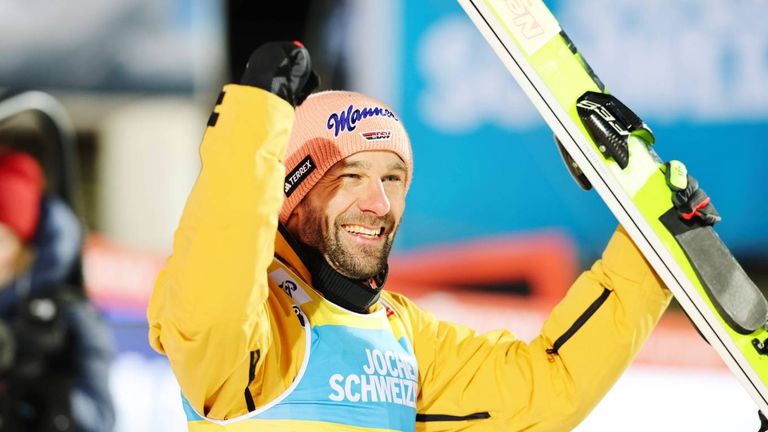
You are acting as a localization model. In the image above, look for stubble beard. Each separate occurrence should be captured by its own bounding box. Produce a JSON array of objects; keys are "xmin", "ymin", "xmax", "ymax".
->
[{"xmin": 297, "ymin": 202, "xmax": 396, "ymax": 281}]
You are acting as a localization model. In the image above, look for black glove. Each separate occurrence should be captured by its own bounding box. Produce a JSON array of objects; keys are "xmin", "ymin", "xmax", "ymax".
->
[
  {"xmin": 664, "ymin": 160, "xmax": 721, "ymax": 225},
  {"xmin": 240, "ymin": 41, "xmax": 319, "ymax": 107}
]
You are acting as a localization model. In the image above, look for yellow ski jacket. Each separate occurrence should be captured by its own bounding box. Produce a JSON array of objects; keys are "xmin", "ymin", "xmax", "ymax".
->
[{"xmin": 147, "ymin": 84, "xmax": 672, "ymax": 431}]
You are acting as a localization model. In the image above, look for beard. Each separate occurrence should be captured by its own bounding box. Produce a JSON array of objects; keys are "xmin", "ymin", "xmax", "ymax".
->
[{"xmin": 295, "ymin": 202, "xmax": 397, "ymax": 280}]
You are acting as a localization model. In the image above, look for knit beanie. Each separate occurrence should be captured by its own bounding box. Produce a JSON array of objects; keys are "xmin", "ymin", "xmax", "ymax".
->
[
  {"xmin": 0, "ymin": 148, "xmax": 44, "ymax": 242},
  {"xmin": 279, "ymin": 90, "xmax": 413, "ymax": 223}
]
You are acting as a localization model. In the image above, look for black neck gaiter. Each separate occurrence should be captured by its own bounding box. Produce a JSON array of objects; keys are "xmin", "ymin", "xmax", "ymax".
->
[{"xmin": 278, "ymin": 225, "xmax": 387, "ymax": 313}]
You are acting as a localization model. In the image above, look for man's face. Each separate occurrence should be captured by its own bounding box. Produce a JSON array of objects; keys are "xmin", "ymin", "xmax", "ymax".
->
[{"xmin": 287, "ymin": 151, "xmax": 407, "ymax": 280}]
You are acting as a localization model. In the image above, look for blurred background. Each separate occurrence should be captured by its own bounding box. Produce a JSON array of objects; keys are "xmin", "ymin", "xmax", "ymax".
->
[{"xmin": 0, "ymin": 0, "xmax": 765, "ymax": 430}]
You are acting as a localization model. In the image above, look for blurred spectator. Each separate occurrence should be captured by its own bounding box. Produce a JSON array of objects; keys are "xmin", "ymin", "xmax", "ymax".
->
[{"xmin": 0, "ymin": 148, "xmax": 114, "ymax": 432}]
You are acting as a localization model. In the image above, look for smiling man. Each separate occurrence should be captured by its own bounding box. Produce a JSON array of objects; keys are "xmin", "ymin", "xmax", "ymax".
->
[
  {"xmin": 147, "ymin": 42, "xmax": 690, "ymax": 431},
  {"xmin": 286, "ymin": 152, "xmax": 405, "ymax": 278},
  {"xmin": 279, "ymin": 94, "xmax": 411, "ymax": 306}
]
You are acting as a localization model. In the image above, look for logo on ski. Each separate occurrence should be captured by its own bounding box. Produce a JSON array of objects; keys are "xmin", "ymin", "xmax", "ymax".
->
[
  {"xmin": 505, "ymin": 0, "xmax": 546, "ymax": 39},
  {"xmin": 488, "ymin": 0, "xmax": 561, "ymax": 55}
]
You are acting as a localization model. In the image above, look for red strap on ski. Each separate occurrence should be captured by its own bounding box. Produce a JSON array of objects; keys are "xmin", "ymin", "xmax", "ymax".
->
[{"xmin": 681, "ymin": 197, "xmax": 711, "ymax": 220}]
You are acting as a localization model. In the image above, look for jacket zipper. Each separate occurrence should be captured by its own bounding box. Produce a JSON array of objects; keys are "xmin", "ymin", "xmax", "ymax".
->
[
  {"xmin": 244, "ymin": 349, "xmax": 261, "ymax": 411},
  {"xmin": 546, "ymin": 288, "xmax": 612, "ymax": 355},
  {"xmin": 416, "ymin": 412, "xmax": 491, "ymax": 422}
]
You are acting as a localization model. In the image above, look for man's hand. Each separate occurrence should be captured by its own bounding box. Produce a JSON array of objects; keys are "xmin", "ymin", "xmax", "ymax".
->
[
  {"xmin": 240, "ymin": 41, "xmax": 319, "ymax": 107},
  {"xmin": 663, "ymin": 160, "xmax": 721, "ymax": 225}
]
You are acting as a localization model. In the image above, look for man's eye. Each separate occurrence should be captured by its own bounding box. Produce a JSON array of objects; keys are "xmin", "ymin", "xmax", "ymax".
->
[
  {"xmin": 341, "ymin": 173, "xmax": 361, "ymax": 180},
  {"xmin": 383, "ymin": 175, "xmax": 402, "ymax": 182}
]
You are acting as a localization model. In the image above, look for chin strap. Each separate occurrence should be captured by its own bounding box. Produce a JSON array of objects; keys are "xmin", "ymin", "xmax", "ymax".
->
[{"xmin": 278, "ymin": 225, "xmax": 387, "ymax": 313}]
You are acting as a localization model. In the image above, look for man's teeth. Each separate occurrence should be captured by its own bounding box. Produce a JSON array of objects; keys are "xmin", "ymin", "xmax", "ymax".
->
[{"xmin": 344, "ymin": 225, "xmax": 381, "ymax": 237}]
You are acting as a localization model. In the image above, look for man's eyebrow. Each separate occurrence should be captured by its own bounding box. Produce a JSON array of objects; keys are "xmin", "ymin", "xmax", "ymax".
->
[
  {"xmin": 388, "ymin": 161, "xmax": 407, "ymax": 172},
  {"xmin": 337, "ymin": 159, "xmax": 406, "ymax": 172},
  {"xmin": 340, "ymin": 160, "xmax": 370, "ymax": 170}
]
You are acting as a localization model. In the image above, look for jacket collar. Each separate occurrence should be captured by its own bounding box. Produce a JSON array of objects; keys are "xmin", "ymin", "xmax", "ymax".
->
[
  {"xmin": 274, "ymin": 228, "xmax": 312, "ymax": 284},
  {"xmin": 275, "ymin": 225, "xmax": 386, "ymax": 313}
]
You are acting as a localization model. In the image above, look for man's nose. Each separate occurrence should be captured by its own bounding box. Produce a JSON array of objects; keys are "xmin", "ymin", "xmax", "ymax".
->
[{"xmin": 357, "ymin": 179, "xmax": 391, "ymax": 216}]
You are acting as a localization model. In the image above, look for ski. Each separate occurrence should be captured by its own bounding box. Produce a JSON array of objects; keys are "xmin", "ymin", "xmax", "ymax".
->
[{"xmin": 457, "ymin": 0, "xmax": 768, "ymax": 421}]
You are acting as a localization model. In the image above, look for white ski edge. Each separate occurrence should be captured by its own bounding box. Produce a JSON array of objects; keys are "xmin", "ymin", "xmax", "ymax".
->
[{"xmin": 457, "ymin": 0, "xmax": 768, "ymax": 415}]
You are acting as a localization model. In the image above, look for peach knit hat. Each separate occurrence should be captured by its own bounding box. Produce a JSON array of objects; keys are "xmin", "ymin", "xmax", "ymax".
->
[{"xmin": 279, "ymin": 90, "xmax": 413, "ymax": 223}]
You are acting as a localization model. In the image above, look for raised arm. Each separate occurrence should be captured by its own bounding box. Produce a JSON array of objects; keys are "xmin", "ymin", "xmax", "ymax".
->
[
  {"xmin": 391, "ymin": 226, "xmax": 671, "ymax": 431},
  {"xmin": 147, "ymin": 84, "xmax": 292, "ymax": 414},
  {"xmin": 147, "ymin": 41, "xmax": 316, "ymax": 417}
]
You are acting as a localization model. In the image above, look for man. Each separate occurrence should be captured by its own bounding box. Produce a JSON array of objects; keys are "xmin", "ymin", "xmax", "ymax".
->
[
  {"xmin": 148, "ymin": 42, "xmax": 714, "ymax": 431},
  {"xmin": 0, "ymin": 147, "xmax": 115, "ymax": 432}
]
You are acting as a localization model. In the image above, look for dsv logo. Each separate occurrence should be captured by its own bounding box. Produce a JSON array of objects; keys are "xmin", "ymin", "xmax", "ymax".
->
[{"xmin": 279, "ymin": 280, "xmax": 298, "ymax": 298}]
